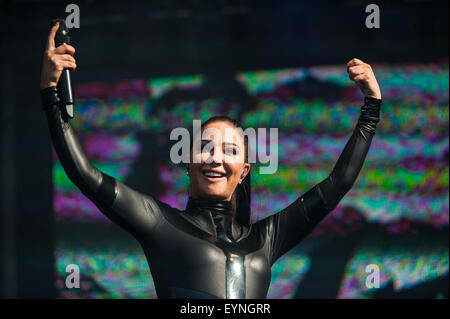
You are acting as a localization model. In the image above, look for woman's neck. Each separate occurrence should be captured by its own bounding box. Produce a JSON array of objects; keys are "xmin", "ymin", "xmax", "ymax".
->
[{"xmin": 186, "ymin": 196, "xmax": 233, "ymax": 216}]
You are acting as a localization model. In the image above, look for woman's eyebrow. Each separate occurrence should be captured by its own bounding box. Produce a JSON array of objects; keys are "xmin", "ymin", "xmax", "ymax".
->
[
  {"xmin": 223, "ymin": 142, "xmax": 241, "ymax": 150},
  {"xmin": 201, "ymin": 139, "xmax": 241, "ymax": 150}
]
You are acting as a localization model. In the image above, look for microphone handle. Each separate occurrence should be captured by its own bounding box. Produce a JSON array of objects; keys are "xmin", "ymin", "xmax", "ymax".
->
[{"xmin": 56, "ymin": 42, "xmax": 74, "ymax": 118}]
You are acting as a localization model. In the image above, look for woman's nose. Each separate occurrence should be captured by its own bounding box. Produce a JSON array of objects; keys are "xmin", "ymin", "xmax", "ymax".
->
[{"xmin": 207, "ymin": 146, "xmax": 223, "ymax": 164}]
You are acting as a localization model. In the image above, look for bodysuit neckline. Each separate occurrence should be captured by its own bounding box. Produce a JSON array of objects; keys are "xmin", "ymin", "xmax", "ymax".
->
[
  {"xmin": 186, "ymin": 197, "xmax": 232, "ymax": 216},
  {"xmin": 185, "ymin": 197, "xmax": 245, "ymax": 242}
]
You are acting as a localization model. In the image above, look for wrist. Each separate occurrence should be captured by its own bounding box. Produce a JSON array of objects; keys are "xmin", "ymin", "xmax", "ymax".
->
[
  {"xmin": 364, "ymin": 96, "xmax": 382, "ymax": 105},
  {"xmin": 364, "ymin": 94, "xmax": 382, "ymax": 100},
  {"xmin": 361, "ymin": 96, "xmax": 381, "ymax": 121},
  {"xmin": 40, "ymin": 81, "xmax": 57, "ymax": 91},
  {"xmin": 40, "ymin": 86, "xmax": 60, "ymax": 109}
]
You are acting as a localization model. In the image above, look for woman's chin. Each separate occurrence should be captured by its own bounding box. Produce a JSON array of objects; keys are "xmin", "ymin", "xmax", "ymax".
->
[{"xmin": 198, "ymin": 188, "xmax": 229, "ymax": 201}]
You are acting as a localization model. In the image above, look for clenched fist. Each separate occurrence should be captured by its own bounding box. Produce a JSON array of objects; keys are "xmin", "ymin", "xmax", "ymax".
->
[
  {"xmin": 40, "ymin": 21, "xmax": 77, "ymax": 90},
  {"xmin": 346, "ymin": 58, "xmax": 381, "ymax": 100}
]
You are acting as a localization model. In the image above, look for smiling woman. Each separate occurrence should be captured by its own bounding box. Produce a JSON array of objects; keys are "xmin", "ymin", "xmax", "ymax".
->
[
  {"xmin": 40, "ymin": 21, "xmax": 382, "ymax": 299},
  {"xmin": 187, "ymin": 116, "xmax": 251, "ymax": 223}
]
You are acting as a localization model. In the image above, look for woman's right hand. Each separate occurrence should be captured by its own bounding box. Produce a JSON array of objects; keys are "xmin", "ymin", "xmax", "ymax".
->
[{"xmin": 40, "ymin": 22, "xmax": 77, "ymax": 91}]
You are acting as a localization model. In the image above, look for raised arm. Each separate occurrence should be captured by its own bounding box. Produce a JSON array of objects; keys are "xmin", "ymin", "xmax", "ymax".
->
[
  {"xmin": 40, "ymin": 22, "xmax": 161, "ymax": 237},
  {"xmin": 262, "ymin": 58, "xmax": 382, "ymax": 265}
]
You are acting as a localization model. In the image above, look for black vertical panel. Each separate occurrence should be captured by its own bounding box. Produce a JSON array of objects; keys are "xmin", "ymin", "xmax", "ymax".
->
[
  {"xmin": 11, "ymin": 30, "xmax": 56, "ymax": 298},
  {"xmin": 0, "ymin": 31, "xmax": 17, "ymax": 299}
]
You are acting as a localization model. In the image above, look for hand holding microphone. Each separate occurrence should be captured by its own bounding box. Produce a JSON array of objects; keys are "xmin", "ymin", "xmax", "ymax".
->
[{"xmin": 40, "ymin": 20, "xmax": 76, "ymax": 117}]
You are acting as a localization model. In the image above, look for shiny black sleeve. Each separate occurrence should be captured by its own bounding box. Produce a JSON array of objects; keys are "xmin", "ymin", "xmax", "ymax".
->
[
  {"xmin": 260, "ymin": 97, "xmax": 381, "ymax": 265},
  {"xmin": 44, "ymin": 104, "xmax": 162, "ymax": 238}
]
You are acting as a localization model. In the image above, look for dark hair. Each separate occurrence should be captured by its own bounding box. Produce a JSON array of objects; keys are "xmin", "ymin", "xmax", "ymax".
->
[{"xmin": 189, "ymin": 115, "xmax": 252, "ymax": 226}]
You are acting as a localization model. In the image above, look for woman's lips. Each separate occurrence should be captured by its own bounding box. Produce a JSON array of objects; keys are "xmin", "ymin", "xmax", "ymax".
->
[
  {"xmin": 203, "ymin": 175, "xmax": 227, "ymax": 182},
  {"xmin": 201, "ymin": 171, "xmax": 227, "ymax": 182}
]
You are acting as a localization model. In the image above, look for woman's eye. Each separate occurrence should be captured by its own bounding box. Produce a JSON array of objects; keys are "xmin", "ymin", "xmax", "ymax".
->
[
  {"xmin": 225, "ymin": 148, "xmax": 237, "ymax": 155},
  {"xmin": 201, "ymin": 142, "xmax": 213, "ymax": 153}
]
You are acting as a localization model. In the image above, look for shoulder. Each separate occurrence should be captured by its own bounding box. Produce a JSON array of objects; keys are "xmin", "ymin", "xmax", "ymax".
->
[{"xmin": 250, "ymin": 214, "xmax": 277, "ymax": 238}]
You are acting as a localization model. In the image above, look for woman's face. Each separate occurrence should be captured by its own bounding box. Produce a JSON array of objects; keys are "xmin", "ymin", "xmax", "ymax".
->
[{"xmin": 187, "ymin": 121, "xmax": 251, "ymax": 201}]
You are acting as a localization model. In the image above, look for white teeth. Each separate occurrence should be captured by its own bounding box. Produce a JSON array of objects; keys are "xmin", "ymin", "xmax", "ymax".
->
[{"xmin": 203, "ymin": 171, "xmax": 225, "ymax": 177}]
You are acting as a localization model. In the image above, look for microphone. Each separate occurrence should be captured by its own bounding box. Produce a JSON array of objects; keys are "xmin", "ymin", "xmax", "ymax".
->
[{"xmin": 51, "ymin": 19, "xmax": 74, "ymax": 118}]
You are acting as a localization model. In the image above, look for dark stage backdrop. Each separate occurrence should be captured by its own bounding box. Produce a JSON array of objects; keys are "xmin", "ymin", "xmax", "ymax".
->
[
  {"xmin": 53, "ymin": 60, "xmax": 449, "ymax": 299},
  {"xmin": 0, "ymin": 0, "xmax": 448, "ymax": 299}
]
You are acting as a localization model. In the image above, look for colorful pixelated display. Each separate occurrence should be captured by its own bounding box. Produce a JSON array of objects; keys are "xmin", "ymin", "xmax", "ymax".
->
[{"xmin": 54, "ymin": 60, "xmax": 449, "ymax": 298}]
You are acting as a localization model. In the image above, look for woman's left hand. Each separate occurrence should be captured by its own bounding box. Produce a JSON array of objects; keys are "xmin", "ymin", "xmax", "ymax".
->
[{"xmin": 347, "ymin": 58, "xmax": 381, "ymax": 100}]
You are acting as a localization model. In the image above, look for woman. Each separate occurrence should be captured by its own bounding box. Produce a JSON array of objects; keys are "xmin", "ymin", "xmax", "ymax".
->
[{"xmin": 40, "ymin": 22, "xmax": 382, "ymax": 299}]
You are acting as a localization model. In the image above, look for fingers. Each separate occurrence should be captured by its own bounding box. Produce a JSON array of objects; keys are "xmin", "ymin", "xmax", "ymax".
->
[
  {"xmin": 67, "ymin": 62, "xmax": 77, "ymax": 71},
  {"xmin": 60, "ymin": 54, "xmax": 76, "ymax": 64},
  {"xmin": 54, "ymin": 44, "xmax": 76, "ymax": 56},
  {"xmin": 347, "ymin": 58, "xmax": 372, "ymax": 82},
  {"xmin": 46, "ymin": 21, "xmax": 59, "ymax": 51},
  {"xmin": 345, "ymin": 58, "xmax": 381, "ymax": 99},
  {"xmin": 49, "ymin": 54, "xmax": 77, "ymax": 71},
  {"xmin": 347, "ymin": 65, "xmax": 368, "ymax": 80},
  {"xmin": 58, "ymin": 60, "xmax": 77, "ymax": 71},
  {"xmin": 352, "ymin": 74, "xmax": 366, "ymax": 84},
  {"xmin": 346, "ymin": 58, "xmax": 364, "ymax": 67}
]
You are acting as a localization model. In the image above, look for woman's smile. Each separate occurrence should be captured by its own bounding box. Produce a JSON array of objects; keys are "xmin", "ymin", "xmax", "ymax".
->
[{"xmin": 201, "ymin": 168, "xmax": 228, "ymax": 182}]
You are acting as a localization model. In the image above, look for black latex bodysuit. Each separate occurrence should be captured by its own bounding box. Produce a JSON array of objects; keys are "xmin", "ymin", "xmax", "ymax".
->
[{"xmin": 44, "ymin": 96, "xmax": 381, "ymax": 299}]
